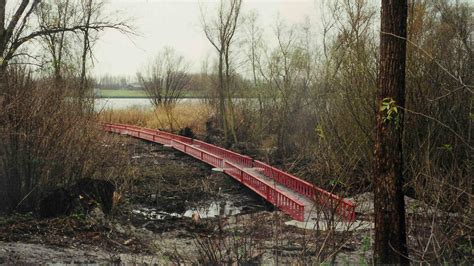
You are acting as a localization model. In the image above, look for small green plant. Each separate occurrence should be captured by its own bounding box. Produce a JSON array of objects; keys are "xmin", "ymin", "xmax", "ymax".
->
[
  {"xmin": 315, "ymin": 124, "xmax": 326, "ymax": 140},
  {"xmin": 71, "ymin": 212, "xmax": 86, "ymax": 220},
  {"xmin": 440, "ymin": 143, "xmax": 453, "ymax": 152},
  {"xmin": 359, "ymin": 234, "xmax": 371, "ymax": 265},
  {"xmin": 329, "ymin": 178, "xmax": 344, "ymax": 187},
  {"xmin": 380, "ymin": 97, "xmax": 399, "ymax": 124}
]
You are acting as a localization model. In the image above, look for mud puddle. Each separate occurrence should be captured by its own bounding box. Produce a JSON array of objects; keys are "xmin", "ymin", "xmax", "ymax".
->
[
  {"xmin": 122, "ymin": 138, "xmax": 273, "ymax": 233},
  {"xmin": 133, "ymin": 198, "xmax": 243, "ymax": 220}
]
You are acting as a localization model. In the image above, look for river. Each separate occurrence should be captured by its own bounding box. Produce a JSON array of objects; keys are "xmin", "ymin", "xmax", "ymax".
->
[{"xmin": 94, "ymin": 98, "xmax": 207, "ymax": 110}]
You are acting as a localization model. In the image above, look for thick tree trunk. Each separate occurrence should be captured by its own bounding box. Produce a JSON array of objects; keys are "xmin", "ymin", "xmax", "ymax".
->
[
  {"xmin": 0, "ymin": 64, "xmax": 23, "ymax": 213},
  {"xmin": 373, "ymin": 0, "xmax": 409, "ymax": 264},
  {"xmin": 0, "ymin": 63, "xmax": 7, "ymax": 212}
]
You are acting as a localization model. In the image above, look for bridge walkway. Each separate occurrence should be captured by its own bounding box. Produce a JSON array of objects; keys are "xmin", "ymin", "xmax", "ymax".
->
[{"xmin": 103, "ymin": 123, "xmax": 356, "ymax": 223}]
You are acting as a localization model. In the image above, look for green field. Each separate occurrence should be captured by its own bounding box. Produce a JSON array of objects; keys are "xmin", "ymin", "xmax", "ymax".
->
[{"xmin": 96, "ymin": 89, "xmax": 148, "ymax": 98}]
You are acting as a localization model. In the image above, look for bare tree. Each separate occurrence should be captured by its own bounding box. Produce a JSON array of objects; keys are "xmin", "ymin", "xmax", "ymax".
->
[
  {"xmin": 79, "ymin": 0, "xmax": 102, "ymax": 96},
  {"xmin": 201, "ymin": 0, "xmax": 242, "ymax": 145},
  {"xmin": 243, "ymin": 10, "xmax": 263, "ymax": 87},
  {"xmin": 137, "ymin": 47, "xmax": 190, "ymax": 108},
  {"xmin": 373, "ymin": 0, "xmax": 409, "ymax": 264},
  {"xmin": 36, "ymin": 0, "xmax": 119, "ymax": 96},
  {"xmin": 0, "ymin": 0, "xmax": 130, "ymax": 96},
  {"xmin": 80, "ymin": 0, "xmax": 93, "ymax": 94},
  {"xmin": 137, "ymin": 48, "xmax": 190, "ymax": 131},
  {"xmin": 36, "ymin": 0, "xmax": 75, "ymax": 83}
]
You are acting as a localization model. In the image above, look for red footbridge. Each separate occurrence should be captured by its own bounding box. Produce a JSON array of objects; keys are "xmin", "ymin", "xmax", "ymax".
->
[{"xmin": 103, "ymin": 123, "xmax": 356, "ymax": 222}]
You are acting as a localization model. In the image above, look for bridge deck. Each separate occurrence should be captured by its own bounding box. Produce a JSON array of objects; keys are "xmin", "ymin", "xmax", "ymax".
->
[
  {"xmin": 102, "ymin": 123, "xmax": 356, "ymax": 223},
  {"xmin": 242, "ymin": 167, "xmax": 316, "ymax": 221}
]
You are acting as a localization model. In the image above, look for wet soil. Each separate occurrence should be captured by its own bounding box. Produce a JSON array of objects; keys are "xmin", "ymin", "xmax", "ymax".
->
[
  {"xmin": 0, "ymin": 137, "xmax": 277, "ymax": 263},
  {"xmin": 116, "ymin": 138, "xmax": 274, "ymax": 233}
]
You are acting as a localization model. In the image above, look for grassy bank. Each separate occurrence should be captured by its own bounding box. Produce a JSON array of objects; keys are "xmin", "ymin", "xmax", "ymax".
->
[{"xmin": 95, "ymin": 89, "xmax": 147, "ymax": 98}]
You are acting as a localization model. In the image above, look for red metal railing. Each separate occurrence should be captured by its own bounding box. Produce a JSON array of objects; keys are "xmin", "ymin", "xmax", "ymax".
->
[
  {"xmin": 223, "ymin": 161, "xmax": 305, "ymax": 221},
  {"xmin": 102, "ymin": 123, "xmax": 356, "ymax": 222},
  {"xmin": 193, "ymin": 140, "xmax": 253, "ymax": 167},
  {"xmin": 107, "ymin": 124, "xmax": 252, "ymax": 167},
  {"xmin": 115, "ymin": 123, "xmax": 193, "ymax": 145},
  {"xmin": 254, "ymin": 160, "xmax": 356, "ymax": 221}
]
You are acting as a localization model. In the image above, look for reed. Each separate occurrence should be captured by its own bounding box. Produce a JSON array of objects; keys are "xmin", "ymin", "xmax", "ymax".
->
[{"xmin": 99, "ymin": 102, "xmax": 213, "ymax": 136}]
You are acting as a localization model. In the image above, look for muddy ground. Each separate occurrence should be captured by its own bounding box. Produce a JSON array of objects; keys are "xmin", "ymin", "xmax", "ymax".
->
[{"xmin": 0, "ymin": 137, "xmax": 372, "ymax": 264}]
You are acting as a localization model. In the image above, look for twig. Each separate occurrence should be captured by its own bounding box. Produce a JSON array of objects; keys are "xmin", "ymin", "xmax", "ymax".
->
[
  {"xmin": 381, "ymin": 31, "xmax": 473, "ymax": 93},
  {"xmin": 399, "ymin": 106, "xmax": 472, "ymax": 150}
]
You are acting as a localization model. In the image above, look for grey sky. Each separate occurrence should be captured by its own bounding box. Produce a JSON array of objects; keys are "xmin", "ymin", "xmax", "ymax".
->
[{"xmin": 93, "ymin": 0, "xmax": 319, "ymax": 77}]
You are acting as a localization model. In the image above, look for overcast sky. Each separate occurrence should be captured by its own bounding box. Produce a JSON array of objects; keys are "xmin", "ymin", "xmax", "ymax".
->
[{"xmin": 93, "ymin": 0, "xmax": 320, "ymax": 77}]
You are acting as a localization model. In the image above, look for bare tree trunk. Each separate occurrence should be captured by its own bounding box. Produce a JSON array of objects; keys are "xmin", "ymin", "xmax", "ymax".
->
[
  {"xmin": 80, "ymin": 0, "xmax": 92, "ymax": 98},
  {"xmin": 373, "ymin": 0, "xmax": 409, "ymax": 264},
  {"xmin": 201, "ymin": 0, "xmax": 241, "ymax": 145},
  {"xmin": 224, "ymin": 46, "xmax": 238, "ymax": 144},
  {"xmin": 0, "ymin": 0, "xmax": 12, "ymax": 208},
  {"xmin": 54, "ymin": 0, "xmax": 70, "ymax": 85},
  {"xmin": 0, "ymin": 0, "xmax": 6, "ymax": 95},
  {"xmin": 218, "ymin": 53, "xmax": 228, "ymax": 142}
]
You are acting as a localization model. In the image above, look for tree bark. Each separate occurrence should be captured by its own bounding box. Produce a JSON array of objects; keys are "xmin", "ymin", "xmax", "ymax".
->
[{"xmin": 373, "ymin": 0, "xmax": 409, "ymax": 264}]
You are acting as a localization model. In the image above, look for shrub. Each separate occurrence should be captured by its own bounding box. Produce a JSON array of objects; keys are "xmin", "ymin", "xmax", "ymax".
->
[{"xmin": 0, "ymin": 67, "xmax": 130, "ymax": 213}]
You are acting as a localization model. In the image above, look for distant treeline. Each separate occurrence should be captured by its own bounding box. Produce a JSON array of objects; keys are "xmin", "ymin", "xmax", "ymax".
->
[{"xmin": 94, "ymin": 72, "xmax": 260, "ymax": 98}]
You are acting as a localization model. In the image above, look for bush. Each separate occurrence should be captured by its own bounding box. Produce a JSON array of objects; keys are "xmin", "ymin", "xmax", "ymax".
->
[{"xmin": 0, "ymin": 67, "xmax": 129, "ymax": 214}]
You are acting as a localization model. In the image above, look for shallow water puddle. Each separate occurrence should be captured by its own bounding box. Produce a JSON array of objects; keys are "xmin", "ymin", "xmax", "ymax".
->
[
  {"xmin": 183, "ymin": 201, "xmax": 242, "ymax": 218},
  {"xmin": 132, "ymin": 200, "xmax": 243, "ymax": 220}
]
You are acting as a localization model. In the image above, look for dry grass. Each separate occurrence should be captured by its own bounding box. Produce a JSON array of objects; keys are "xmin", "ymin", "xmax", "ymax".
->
[{"xmin": 99, "ymin": 102, "xmax": 212, "ymax": 136}]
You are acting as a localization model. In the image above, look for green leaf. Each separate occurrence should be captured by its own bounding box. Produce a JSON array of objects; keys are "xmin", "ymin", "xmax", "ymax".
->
[{"xmin": 441, "ymin": 144, "xmax": 453, "ymax": 151}]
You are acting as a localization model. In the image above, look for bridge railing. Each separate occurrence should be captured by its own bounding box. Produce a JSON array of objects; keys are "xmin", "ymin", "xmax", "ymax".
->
[
  {"xmin": 171, "ymin": 139, "xmax": 224, "ymax": 169},
  {"xmin": 253, "ymin": 160, "xmax": 356, "ymax": 221},
  {"xmin": 112, "ymin": 124, "xmax": 194, "ymax": 145},
  {"xmin": 105, "ymin": 124, "xmax": 168, "ymax": 145},
  {"xmin": 223, "ymin": 161, "xmax": 305, "ymax": 221},
  {"xmin": 103, "ymin": 123, "xmax": 126, "ymax": 133},
  {"xmin": 193, "ymin": 140, "xmax": 253, "ymax": 168},
  {"xmin": 103, "ymin": 123, "xmax": 355, "ymax": 222},
  {"xmin": 105, "ymin": 124, "xmax": 251, "ymax": 168}
]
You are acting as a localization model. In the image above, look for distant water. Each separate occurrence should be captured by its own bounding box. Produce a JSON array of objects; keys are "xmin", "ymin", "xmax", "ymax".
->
[
  {"xmin": 95, "ymin": 98, "xmax": 152, "ymax": 110},
  {"xmin": 95, "ymin": 98, "xmax": 206, "ymax": 110}
]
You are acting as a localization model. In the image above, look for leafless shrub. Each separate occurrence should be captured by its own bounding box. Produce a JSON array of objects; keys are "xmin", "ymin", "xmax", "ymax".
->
[
  {"xmin": 166, "ymin": 215, "xmax": 265, "ymax": 264},
  {"xmin": 0, "ymin": 66, "xmax": 132, "ymax": 214},
  {"xmin": 193, "ymin": 230, "xmax": 263, "ymax": 264}
]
